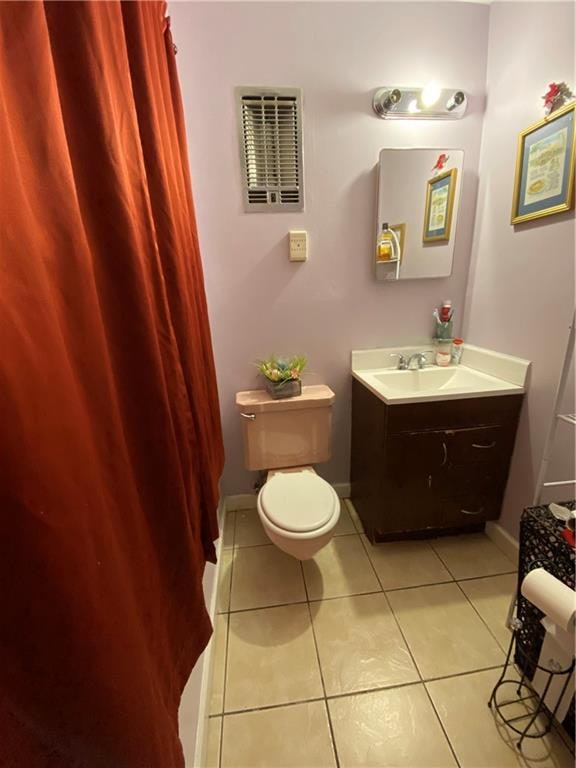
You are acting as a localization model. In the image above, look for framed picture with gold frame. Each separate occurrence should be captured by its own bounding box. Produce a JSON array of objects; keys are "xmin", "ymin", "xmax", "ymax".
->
[
  {"xmin": 422, "ymin": 168, "xmax": 458, "ymax": 243},
  {"xmin": 511, "ymin": 101, "xmax": 575, "ymax": 225}
]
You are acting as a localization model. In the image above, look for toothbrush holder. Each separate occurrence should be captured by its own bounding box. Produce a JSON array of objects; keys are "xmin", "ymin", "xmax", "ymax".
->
[{"xmin": 434, "ymin": 320, "xmax": 453, "ymax": 341}]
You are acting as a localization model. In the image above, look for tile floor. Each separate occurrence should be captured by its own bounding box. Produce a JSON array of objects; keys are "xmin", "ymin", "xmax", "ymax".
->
[{"xmin": 205, "ymin": 500, "xmax": 574, "ymax": 768}]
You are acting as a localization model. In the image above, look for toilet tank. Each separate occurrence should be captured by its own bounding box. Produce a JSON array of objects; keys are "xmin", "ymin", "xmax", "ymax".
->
[{"xmin": 235, "ymin": 385, "xmax": 335, "ymax": 471}]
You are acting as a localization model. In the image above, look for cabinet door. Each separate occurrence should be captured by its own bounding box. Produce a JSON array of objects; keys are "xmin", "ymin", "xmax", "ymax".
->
[
  {"xmin": 379, "ymin": 431, "xmax": 446, "ymax": 536},
  {"xmin": 387, "ymin": 430, "xmax": 448, "ymax": 480}
]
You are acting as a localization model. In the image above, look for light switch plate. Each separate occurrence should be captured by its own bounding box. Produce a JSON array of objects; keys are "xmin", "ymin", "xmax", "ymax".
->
[{"xmin": 289, "ymin": 230, "xmax": 308, "ymax": 262}]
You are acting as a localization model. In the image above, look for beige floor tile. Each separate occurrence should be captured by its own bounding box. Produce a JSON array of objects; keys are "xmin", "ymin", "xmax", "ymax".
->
[
  {"xmin": 303, "ymin": 535, "xmax": 380, "ymax": 600},
  {"xmin": 362, "ymin": 536, "xmax": 453, "ymax": 590},
  {"xmin": 221, "ymin": 701, "xmax": 336, "ymax": 768},
  {"xmin": 459, "ymin": 573, "xmax": 518, "ymax": 650},
  {"xmin": 235, "ymin": 508, "xmax": 270, "ymax": 547},
  {"xmin": 344, "ymin": 499, "xmax": 365, "ymax": 533},
  {"xmin": 328, "ymin": 684, "xmax": 457, "ymax": 767},
  {"xmin": 431, "ymin": 533, "xmax": 516, "ymax": 580},
  {"xmin": 427, "ymin": 668, "xmax": 574, "ymax": 767},
  {"xmin": 205, "ymin": 716, "xmax": 221, "ymax": 768},
  {"xmin": 209, "ymin": 614, "xmax": 228, "ymax": 715},
  {"xmin": 217, "ymin": 549, "xmax": 233, "ymax": 613},
  {"xmin": 387, "ymin": 582, "xmax": 504, "ymax": 679},
  {"xmin": 332, "ymin": 500, "xmax": 357, "ymax": 536},
  {"xmin": 225, "ymin": 603, "xmax": 323, "ymax": 711},
  {"xmin": 311, "ymin": 593, "xmax": 419, "ymax": 695},
  {"xmin": 221, "ymin": 511, "xmax": 235, "ymax": 550},
  {"xmin": 230, "ymin": 544, "xmax": 306, "ymax": 611}
]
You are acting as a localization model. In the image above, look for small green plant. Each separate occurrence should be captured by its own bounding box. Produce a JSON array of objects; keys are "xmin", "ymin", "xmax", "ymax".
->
[{"xmin": 256, "ymin": 354, "xmax": 307, "ymax": 385}]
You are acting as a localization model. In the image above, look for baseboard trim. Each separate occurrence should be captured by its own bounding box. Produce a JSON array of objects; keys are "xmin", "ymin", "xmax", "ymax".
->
[
  {"xmin": 333, "ymin": 482, "xmax": 351, "ymax": 499},
  {"xmin": 225, "ymin": 493, "xmax": 257, "ymax": 512},
  {"xmin": 191, "ymin": 498, "xmax": 225, "ymax": 768},
  {"xmin": 485, "ymin": 521, "xmax": 519, "ymax": 565}
]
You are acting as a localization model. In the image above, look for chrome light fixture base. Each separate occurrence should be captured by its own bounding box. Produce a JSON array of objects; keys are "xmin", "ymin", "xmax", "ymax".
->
[{"xmin": 373, "ymin": 86, "xmax": 468, "ymax": 120}]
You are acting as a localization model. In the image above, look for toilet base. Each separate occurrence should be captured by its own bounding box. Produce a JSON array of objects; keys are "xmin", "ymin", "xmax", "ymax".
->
[
  {"xmin": 257, "ymin": 468, "xmax": 340, "ymax": 561},
  {"xmin": 262, "ymin": 524, "xmax": 334, "ymax": 561}
]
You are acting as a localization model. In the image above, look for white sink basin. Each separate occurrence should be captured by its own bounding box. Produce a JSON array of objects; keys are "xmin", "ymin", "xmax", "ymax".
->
[{"xmin": 352, "ymin": 344, "xmax": 530, "ymax": 404}]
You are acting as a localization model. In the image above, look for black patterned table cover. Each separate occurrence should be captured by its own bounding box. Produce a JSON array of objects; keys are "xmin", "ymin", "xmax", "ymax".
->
[{"xmin": 516, "ymin": 501, "xmax": 575, "ymax": 736}]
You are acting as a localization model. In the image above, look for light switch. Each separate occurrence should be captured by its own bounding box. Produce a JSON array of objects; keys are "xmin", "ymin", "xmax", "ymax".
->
[{"xmin": 289, "ymin": 230, "xmax": 308, "ymax": 262}]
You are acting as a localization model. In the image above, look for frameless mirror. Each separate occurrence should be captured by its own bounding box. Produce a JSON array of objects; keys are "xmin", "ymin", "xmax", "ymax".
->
[{"xmin": 375, "ymin": 148, "xmax": 464, "ymax": 281}]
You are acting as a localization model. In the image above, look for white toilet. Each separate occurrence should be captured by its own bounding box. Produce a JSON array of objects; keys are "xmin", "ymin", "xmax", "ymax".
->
[{"xmin": 235, "ymin": 384, "xmax": 340, "ymax": 560}]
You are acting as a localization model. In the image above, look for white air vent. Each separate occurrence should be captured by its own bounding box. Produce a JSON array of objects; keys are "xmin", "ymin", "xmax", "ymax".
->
[{"xmin": 236, "ymin": 87, "xmax": 304, "ymax": 213}]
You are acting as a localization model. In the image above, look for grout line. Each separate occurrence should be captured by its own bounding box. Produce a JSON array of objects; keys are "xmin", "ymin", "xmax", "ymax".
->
[
  {"xmin": 422, "ymin": 682, "xmax": 462, "ymax": 768},
  {"xmin": 322, "ymin": 698, "xmax": 341, "ymax": 768},
  {"xmin": 454, "ymin": 579, "xmax": 510, "ymax": 654},
  {"xmin": 216, "ymin": 714, "xmax": 224, "ymax": 768},
  {"xmin": 382, "ymin": 578, "xmax": 455, "ymax": 593},
  {"xmin": 226, "ymin": 599, "xmax": 309, "ymax": 615},
  {"xmin": 423, "ymin": 663, "xmax": 505, "ymax": 685},
  {"xmin": 455, "ymin": 569, "xmax": 518, "ymax": 582},
  {"xmin": 219, "ymin": 696, "xmax": 327, "ymax": 718},
  {"xmin": 357, "ymin": 533, "xmax": 424, "ymax": 684},
  {"xmin": 300, "ymin": 562, "xmax": 342, "ymax": 768},
  {"xmin": 214, "ymin": 664, "xmax": 508, "ymax": 718}
]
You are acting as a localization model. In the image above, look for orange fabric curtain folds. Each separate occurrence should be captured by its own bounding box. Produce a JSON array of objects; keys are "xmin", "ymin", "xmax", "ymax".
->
[{"xmin": 0, "ymin": 3, "xmax": 223, "ymax": 766}]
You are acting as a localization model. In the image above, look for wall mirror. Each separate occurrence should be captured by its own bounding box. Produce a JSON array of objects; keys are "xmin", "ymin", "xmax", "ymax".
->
[{"xmin": 375, "ymin": 148, "xmax": 464, "ymax": 281}]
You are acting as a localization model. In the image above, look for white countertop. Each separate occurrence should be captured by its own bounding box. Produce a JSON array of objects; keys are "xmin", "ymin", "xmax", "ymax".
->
[{"xmin": 351, "ymin": 344, "xmax": 530, "ymax": 405}]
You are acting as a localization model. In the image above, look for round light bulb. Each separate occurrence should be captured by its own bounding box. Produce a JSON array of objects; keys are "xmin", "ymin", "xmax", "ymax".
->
[
  {"xmin": 408, "ymin": 99, "xmax": 420, "ymax": 114},
  {"xmin": 421, "ymin": 81, "xmax": 441, "ymax": 107}
]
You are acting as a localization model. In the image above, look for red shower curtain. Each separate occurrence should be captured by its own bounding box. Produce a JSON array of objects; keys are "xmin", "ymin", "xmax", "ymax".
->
[{"xmin": 0, "ymin": 2, "xmax": 224, "ymax": 766}]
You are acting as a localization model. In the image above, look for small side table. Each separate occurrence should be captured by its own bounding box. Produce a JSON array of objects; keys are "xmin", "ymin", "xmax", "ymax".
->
[{"xmin": 513, "ymin": 502, "xmax": 575, "ymax": 741}]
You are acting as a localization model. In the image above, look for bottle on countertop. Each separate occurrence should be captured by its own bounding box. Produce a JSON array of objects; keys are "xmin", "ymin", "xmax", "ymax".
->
[
  {"xmin": 452, "ymin": 338, "xmax": 464, "ymax": 365},
  {"xmin": 435, "ymin": 342, "xmax": 452, "ymax": 367}
]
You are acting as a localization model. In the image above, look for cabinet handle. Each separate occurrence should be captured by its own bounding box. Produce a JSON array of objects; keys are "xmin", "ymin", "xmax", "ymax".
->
[
  {"xmin": 240, "ymin": 412, "xmax": 256, "ymax": 420},
  {"xmin": 461, "ymin": 507, "xmax": 485, "ymax": 516},
  {"xmin": 472, "ymin": 441, "xmax": 496, "ymax": 449},
  {"xmin": 441, "ymin": 441, "xmax": 448, "ymax": 466}
]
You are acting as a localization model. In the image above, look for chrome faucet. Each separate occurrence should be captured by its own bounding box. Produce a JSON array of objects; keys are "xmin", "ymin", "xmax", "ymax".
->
[
  {"xmin": 390, "ymin": 353, "xmax": 408, "ymax": 370},
  {"xmin": 407, "ymin": 351, "xmax": 432, "ymax": 370}
]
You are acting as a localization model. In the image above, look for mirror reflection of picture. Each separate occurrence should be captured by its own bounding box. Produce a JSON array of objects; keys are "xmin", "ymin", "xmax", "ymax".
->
[
  {"xmin": 375, "ymin": 147, "xmax": 464, "ymax": 281},
  {"xmin": 423, "ymin": 168, "xmax": 458, "ymax": 243}
]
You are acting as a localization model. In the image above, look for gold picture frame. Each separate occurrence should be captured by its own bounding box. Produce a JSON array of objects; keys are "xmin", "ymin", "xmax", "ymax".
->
[
  {"xmin": 511, "ymin": 101, "xmax": 575, "ymax": 225},
  {"xmin": 422, "ymin": 168, "xmax": 458, "ymax": 243}
]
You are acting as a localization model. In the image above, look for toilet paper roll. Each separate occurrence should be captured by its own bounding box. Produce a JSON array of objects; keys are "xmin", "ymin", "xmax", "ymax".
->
[{"xmin": 520, "ymin": 568, "xmax": 576, "ymax": 631}]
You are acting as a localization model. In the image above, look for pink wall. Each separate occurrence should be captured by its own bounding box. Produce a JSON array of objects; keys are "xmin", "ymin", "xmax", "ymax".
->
[
  {"xmin": 463, "ymin": 2, "xmax": 575, "ymax": 537},
  {"xmin": 171, "ymin": 1, "xmax": 489, "ymax": 493}
]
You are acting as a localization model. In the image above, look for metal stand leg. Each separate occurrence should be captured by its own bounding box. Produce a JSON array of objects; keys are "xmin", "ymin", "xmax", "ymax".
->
[{"xmin": 488, "ymin": 615, "xmax": 575, "ymax": 751}]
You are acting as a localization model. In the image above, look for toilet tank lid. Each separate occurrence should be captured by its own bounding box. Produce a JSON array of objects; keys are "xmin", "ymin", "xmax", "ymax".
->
[{"xmin": 235, "ymin": 384, "xmax": 335, "ymax": 413}]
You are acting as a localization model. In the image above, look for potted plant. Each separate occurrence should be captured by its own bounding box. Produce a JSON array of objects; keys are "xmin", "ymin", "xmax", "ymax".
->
[{"xmin": 256, "ymin": 354, "xmax": 307, "ymax": 399}]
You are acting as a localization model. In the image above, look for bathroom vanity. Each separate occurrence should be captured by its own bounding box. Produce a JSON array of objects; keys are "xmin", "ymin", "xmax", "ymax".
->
[{"xmin": 350, "ymin": 345, "xmax": 530, "ymax": 542}]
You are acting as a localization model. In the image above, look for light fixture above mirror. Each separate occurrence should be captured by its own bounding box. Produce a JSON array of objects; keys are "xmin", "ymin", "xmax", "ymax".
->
[{"xmin": 373, "ymin": 84, "xmax": 468, "ymax": 119}]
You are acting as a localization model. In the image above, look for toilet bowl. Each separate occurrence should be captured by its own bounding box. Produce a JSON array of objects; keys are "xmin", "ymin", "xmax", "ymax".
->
[{"xmin": 257, "ymin": 467, "xmax": 340, "ymax": 560}]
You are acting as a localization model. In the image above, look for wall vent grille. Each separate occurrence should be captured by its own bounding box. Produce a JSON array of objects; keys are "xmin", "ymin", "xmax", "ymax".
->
[{"xmin": 236, "ymin": 87, "xmax": 304, "ymax": 212}]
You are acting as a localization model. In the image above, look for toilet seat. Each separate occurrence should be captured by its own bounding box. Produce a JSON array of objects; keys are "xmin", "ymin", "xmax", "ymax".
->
[{"xmin": 259, "ymin": 471, "xmax": 339, "ymax": 533}]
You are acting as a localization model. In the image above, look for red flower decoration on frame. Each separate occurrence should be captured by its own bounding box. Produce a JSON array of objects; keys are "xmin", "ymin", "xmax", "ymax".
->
[
  {"xmin": 542, "ymin": 82, "xmax": 573, "ymax": 114},
  {"xmin": 432, "ymin": 153, "xmax": 449, "ymax": 173}
]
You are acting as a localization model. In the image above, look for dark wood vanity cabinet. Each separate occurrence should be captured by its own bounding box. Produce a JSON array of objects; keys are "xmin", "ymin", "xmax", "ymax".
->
[{"xmin": 350, "ymin": 378, "xmax": 524, "ymax": 542}]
